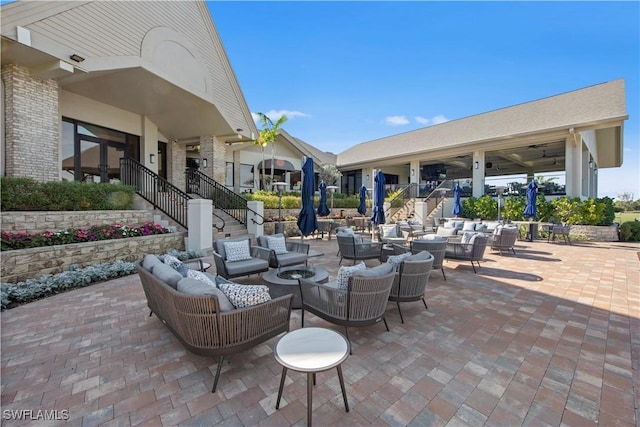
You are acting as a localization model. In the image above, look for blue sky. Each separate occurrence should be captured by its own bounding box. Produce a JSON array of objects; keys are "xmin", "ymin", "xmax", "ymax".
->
[{"xmin": 209, "ymin": 1, "xmax": 639, "ymax": 200}]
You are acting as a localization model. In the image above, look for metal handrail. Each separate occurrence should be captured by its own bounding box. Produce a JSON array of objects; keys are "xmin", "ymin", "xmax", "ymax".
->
[
  {"xmin": 384, "ymin": 183, "xmax": 418, "ymax": 219},
  {"xmin": 186, "ymin": 169, "xmax": 265, "ymax": 226},
  {"xmin": 120, "ymin": 158, "xmax": 190, "ymax": 228}
]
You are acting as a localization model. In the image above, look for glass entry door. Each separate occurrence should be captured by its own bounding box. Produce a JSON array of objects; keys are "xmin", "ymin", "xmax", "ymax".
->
[{"xmin": 78, "ymin": 137, "xmax": 128, "ymax": 183}]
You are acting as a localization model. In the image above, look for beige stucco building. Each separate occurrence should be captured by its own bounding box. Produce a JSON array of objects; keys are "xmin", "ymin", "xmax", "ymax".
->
[{"xmin": 1, "ymin": 0, "xmax": 628, "ymax": 203}]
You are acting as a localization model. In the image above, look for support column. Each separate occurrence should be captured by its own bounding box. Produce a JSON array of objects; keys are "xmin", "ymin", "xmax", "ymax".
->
[
  {"xmin": 472, "ymin": 151, "xmax": 485, "ymax": 197},
  {"xmin": 247, "ymin": 200, "xmax": 264, "ymax": 238},
  {"xmin": 187, "ymin": 199, "xmax": 213, "ymax": 252},
  {"xmin": 565, "ymin": 134, "xmax": 582, "ymax": 198},
  {"xmin": 410, "ymin": 160, "xmax": 420, "ymax": 197}
]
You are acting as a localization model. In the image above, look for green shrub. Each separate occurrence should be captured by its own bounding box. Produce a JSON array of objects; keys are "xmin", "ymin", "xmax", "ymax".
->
[
  {"xmin": 0, "ymin": 178, "xmax": 135, "ymax": 211},
  {"xmin": 619, "ymin": 221, "xmax": 640, "ymax": 241}
]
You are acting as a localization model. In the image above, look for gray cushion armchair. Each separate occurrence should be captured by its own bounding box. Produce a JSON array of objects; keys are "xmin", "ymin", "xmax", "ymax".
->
[
  {"xmin": 410, "ymin": 237, "xmax": 448, "ymax": 280},
  {"xmin": 445, "ymin": 233, "xmax": 488, "ymax": 273},
  {"xmin": 212, "ymin": 237, "xmax": 270, "ymax": 279},
  {"xmin": 336, "ymin": 234, "xmax": 384, "ymax": 265},
  {"xmin": 376, "ymin": 224, "xmax": 409, "ymax": 244},
  {"xmin": 488, "ymin": 226, "xmax": 519, "ymax": 255},
  {"xmin": 298, "ymin": 263, "xmax": 395, "ymax": 352},
  {"xmin": 257, "ymin": 233, "xmax": 310, "ymax": 268},
  {"xmin": 388, "ymin": 250, "xmax": 434, "ymax": 323}
]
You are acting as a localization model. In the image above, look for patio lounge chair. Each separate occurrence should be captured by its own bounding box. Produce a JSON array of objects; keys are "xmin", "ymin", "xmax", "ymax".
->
[
  {"xmin": 336, "ymin": 234, "xmax": 384, "ymax": 265},
  {"xmin": 388, "ymin": 250, "xmax": 434, "ymax": 323},
  {"xmin": 410, "ymin": 236, "xmax": 448, "ymax": 280},
  {"xmin": 298, "ymin": 263, "xmax": 395, "ymax": 352},
  {"xmin": 257, "ymin": 233, "xmax": 310, "ymax": 268},
  {"xmin": 488, "ymin": 226, "xmax": 519, "ymax": 255},
  {"xmin": 445, "ymin": 233, "xmax": 488, "ymax": 273},
  {"xmin": 212, "ymin": 237, "xmax": 270, "ymax": 279},
  {"xmin": 376, "ymin": 224, "xmax": 409, "ymax": 244}
]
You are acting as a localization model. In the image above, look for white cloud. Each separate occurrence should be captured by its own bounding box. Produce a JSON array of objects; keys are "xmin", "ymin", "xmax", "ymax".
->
[
  {"xmin": 385, "ymin": 115, "xmax": 410, "ymax": 126},
  {"xmin": 431, "ymin": 115, "xmax": 449, "ymax": 125},
  {"xmin": 252, "ymin": 110, "xmax": 310, "ymax": 123},
  {"xmin": 414, "ymin": 116, "xmax": 430, "ymax": 125}
]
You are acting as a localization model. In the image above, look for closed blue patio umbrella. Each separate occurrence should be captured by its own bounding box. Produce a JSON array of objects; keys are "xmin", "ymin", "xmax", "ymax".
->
[
  {"xmin": 452, "ymin": 183, "xmax": 462, "ymax": 217},
  {"xmin": 297, "ymin": 157, "xmax": 317, "ymax": 237},
  {"xmin": 370, "ymin": 170, "xmax": 386, "ymax": 226},
  {"xmin": 357, "ymin": 185, "xmax": 367, "ymax": 215},
  {"xmin": 524, "ymin": 181, "xmax": 538, "ymax": 219},
  {"xmin": 317, "ymin": 181, "xmax": 330, "ymax": 217}
]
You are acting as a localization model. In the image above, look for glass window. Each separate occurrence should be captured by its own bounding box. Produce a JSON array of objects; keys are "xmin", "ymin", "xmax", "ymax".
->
[
  {"xmin": 225, "ymin": 162, "xmax": 233, "ymax": 186},
  {"xmin": 240, "ymin": 164, "xmax": 254, "ymax": 188},
  {"xmin": 61, "ymin": 120, "xmax": 75, "ymax": 181}
]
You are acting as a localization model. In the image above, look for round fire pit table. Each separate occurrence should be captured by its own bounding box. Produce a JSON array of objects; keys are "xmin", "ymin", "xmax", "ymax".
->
[{"xmin": 263, "ymin": 266, "xmax": 329, "ymax": 309}]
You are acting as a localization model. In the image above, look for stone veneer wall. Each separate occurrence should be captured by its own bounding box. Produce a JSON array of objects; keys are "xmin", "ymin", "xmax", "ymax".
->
[
  {"xmin": 1, "ymin": 233, "xmax": 186, "ymax": 284},
  {"xmin": 1, "ymin": 63, "xmax": 60, "ymax": 182},
  {"xmin": 1, "ymin": 210, "xmax": 156, "ymax": 234},
  {"xmin": 568, "ymin": 224, "xmax": 619, "ymax": 241}
]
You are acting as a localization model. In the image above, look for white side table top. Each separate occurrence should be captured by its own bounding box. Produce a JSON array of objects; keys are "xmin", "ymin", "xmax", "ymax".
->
[{"xmin": 275, "ymin": 327, "xmax": 349, "ymax": 372}]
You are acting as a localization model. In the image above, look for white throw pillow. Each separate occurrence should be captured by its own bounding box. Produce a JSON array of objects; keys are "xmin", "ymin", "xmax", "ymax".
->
[
  {"xmin": 380, "ymin": 225, "xmax": 397, "ymax": 238},
  {"xmin": 223, "ymin": 240, "xmax": 252, "ymax": 262},
  {"xmin": 217, "ymin": 282, "xmax": 271, "ymax": 309},
  {"xmin": 267, "ymin": 235, "xmax": 288, "ymax": 254},
  {"xmin": 461, "ymin": 232, "xmax": 475, "ymax": 245},
  {"xmin": 187, "ymin": 269, "xmax": 217, "ymax": 287},
  {"xmin": 336, "ymin": 262, "xmax": 366, "ymax": 290},
  {"xmin": 462, "ymin": 222, "xmax": 476, "ymax": 231}
]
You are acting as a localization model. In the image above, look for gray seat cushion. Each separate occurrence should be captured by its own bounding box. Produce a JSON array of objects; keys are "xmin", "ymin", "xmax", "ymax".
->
[
  {"xmin": 353, "ymin": 262, "xmax": 394, "ymax": 278},
  {"xmin": 176, "ymin": 278, "xmax": 235, "ymax": 312},
  {"xmin": 275, "ymin": 252, "xmax": 308, "ymax": 267},
  {"xmin": 151, "ymin": 263, "xmax": 183, "ymax": 289},
  {"xmin": 406, "ymin": 250, "xmax": 432, "ymax": 262},
  {"xmin": 225, "ymin": 258, "xmax": 269, "ymax": 276}
]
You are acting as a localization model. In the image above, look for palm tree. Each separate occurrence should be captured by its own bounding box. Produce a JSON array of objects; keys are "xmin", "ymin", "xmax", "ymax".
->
[{"xmin": 253, "ymin": 112, "xmax": 288, "ymax": 190}]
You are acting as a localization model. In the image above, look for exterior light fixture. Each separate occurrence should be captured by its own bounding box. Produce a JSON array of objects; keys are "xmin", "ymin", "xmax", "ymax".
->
[
  {"xmin": 474, "ymin": 161, "xmax": 479, "ymax": 169},
  {"xmin": 202, "ymin": 158, "xmax": 208, "ymax": 168},
  {"xmin": 411, "ymin": 168, "xmax": 415, "ymax": 176},
  {"xmin": 149, "ymin": 153, "xmax": 155, "ymax": 164},
  {"xmin": 589, "ymin": 160, "xmax": 593, "ymax": 169},
  {"xmin": 69, "ymin": 54, "xmax": 85, "ymax": 62},
  {"xmin": 236, "ymin": 128, "xmax": 243, "ymax": 139}
]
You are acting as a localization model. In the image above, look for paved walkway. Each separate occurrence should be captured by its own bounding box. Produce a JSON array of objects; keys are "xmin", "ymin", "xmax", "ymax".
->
[{"xmin": 1, "ymin": 237, "xmax": 639, "ymax": 426}]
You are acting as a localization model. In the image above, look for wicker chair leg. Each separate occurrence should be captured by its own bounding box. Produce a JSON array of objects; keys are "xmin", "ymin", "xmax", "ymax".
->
[
  {"xmin": 301, "ymin": 309, "xmax": 305, "ymax": 327},
  {"xmin": 149, "ymin": 311, "xmax": 153, "ymax": 317},
  {"xmin": 396, "ymin": 301, "xmax": 404, "ymax": 324},
  {"xmin": 383, "ymin": 317, "xmax": 389, "ymax": 331},
  {"xmin": 471, "ymin": 261, "xmax": 477, "ymax": 273},
  {"xmin": 511, "ymin": 247, "xmax": 516, "ymax": 255},
  {"xmin": 441, "ymin": 268, "xmax": 446, "ymax": 281},
  {"xmin": 212, "ymin": 355, "xmax": 224, "ymax": 393},
  {"xmin": 422, "ymin": 297, "xmax": 428, "ymax": 310}
]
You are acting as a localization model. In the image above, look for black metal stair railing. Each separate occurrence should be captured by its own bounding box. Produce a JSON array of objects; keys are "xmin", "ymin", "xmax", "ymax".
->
[
  {"xmin": 120, "ymin": 158, "xmax": 189, "ymax": 228},
  {"xmin": 384, "ymin": 183, "xmax": 419, "ymax": 220},
  {"xmin": 186, "ymin": 169, "xmax": 264, "ymax": 226}
]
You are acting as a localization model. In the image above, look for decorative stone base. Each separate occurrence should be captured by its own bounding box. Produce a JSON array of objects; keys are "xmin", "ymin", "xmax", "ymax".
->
[
  {"xmin": 1, "ymin": 233, "xmax": 186, "ymax": 284},
  {"xmin": 567, "ymin": 224, "xmax": 619, "ymax": 241}
]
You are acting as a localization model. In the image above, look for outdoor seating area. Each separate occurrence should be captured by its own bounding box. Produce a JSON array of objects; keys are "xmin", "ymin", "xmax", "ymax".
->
[{"xmin": 1, "ymin": 236, "xmax": 639, "ymax": 426}]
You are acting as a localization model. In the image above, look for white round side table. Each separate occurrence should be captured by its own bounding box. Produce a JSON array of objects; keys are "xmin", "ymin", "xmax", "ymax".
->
[{"xmin": 274, "ymin": 327, "xmax": 350, "ymax": 426}]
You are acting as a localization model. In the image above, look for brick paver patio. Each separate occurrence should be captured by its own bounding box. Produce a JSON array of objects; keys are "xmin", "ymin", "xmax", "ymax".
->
[{"xmin": 1, "ymin": 236, "xmax": 638, "ymax": 426}]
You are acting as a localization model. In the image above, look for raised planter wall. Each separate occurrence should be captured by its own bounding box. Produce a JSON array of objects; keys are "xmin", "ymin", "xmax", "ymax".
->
[
  {"xmin": 1, "ymin": 210, "xmax": 155, "ymax": 234},
  {"xmin": 568, "ymin": 224, "xmax": 619, "ymax": 241},
  {"xmin": 1, "ymin": 233, "xmax": 186, "ymax": 284}
]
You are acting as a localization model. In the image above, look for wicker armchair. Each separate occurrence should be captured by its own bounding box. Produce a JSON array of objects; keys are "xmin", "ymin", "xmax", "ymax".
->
[
  {"xmin": 445, "ymin": 234, "xmax": 488, "ymax": 273},
  {"xmin": 488, "ymin": 226, "xmax": 519, "ymax": 255},
  {"xmin": 298, "ymin": 269, "xmax": 395, "ymax": 353},
  {"xmin": 137, "ymin": 263, "xmax": 292, "ymax": 392},
  {"xmin": 388, "ymin": 251, "xmax": 434, "ymax": 323},
  {"xmin": 376, "ymin": 224, "xmax": 409, "ymax": 244},
  {"xmin": 548, "ymin": 224, "xmax": 571, "ymax": 245},
  {"xmin": 336, "ymin": 235, "xmax": 384, "ymax": 265},
  {"xmin": 410, "ymin": 237, "xmax": 448, "ymax": 280},
  {"xmin": 257, "ymin": 234, "xmax": 310, "ymax": 268},
  {"xmin": 212, "ymin": 237, "xmax": 270, "ymax": 279}
]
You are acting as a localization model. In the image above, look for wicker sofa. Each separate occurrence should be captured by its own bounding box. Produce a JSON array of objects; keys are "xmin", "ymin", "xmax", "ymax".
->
[{"xmin": 137, "ymin": 257, "xmax": 292, "ymax": 392}]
